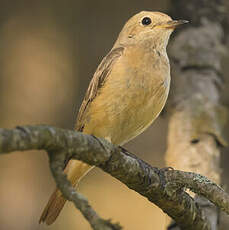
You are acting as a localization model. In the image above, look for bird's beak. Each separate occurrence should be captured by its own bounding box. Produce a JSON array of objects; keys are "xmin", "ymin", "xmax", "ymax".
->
[{"xmin": 156, "ymin": 20, "xmax": 189, "ymax": 29}]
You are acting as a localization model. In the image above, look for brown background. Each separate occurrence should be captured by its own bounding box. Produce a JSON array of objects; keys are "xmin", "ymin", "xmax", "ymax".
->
[{"xmin": 0, "ymin": 0, "xmax": 228, "ymax": 230}]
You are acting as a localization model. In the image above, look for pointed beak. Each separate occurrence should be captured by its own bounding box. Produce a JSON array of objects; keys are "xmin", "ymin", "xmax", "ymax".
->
[
  {"xmin": 156, "ymin": 20, "xmax": 189, "ymax": 29},
  {"xmin": 167, "ymin": 20, "xmax": 189, "ymax": 27}
]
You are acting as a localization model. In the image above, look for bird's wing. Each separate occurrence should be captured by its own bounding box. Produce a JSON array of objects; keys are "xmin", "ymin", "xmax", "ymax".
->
[{"xmin": 75, "ymin": 46, "xmax": 124, "ymax": 131}]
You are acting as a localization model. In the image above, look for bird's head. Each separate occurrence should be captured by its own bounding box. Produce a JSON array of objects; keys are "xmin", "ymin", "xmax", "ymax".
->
[{"xmin": 115, "ymin": 11, "xmax": 188, "ymax": 50}]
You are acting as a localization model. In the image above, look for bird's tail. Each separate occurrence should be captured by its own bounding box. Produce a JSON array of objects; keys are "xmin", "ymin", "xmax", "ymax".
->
[{"xmin": 39, "ymin": 160, "xmax": 93, "ymax": 225}]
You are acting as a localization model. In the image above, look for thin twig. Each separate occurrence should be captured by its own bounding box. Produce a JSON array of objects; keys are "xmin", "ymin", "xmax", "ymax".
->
[{"xmin": 49, "ymin": 151, "xmax": 121, "ymax": 230}]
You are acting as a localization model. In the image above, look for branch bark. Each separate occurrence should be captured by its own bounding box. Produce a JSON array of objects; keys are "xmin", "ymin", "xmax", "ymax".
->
[{"xmin": 1, "ymin": 125, "xmax": 229, "ymax": 229}]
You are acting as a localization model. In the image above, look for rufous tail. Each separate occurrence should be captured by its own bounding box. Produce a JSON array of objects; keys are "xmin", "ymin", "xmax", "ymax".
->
[{"xmin": 39, "ymin": 160, "xmax": 93, "ymax": 225}]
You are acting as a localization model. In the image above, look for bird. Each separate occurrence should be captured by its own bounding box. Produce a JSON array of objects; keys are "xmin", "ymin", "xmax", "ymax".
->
[{"xmin": 39, "ymin": 11, "xmax": 188, "ymax": 225}]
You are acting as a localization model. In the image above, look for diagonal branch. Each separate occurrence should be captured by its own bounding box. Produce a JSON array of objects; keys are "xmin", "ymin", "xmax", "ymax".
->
[
  {"xmin": 165, "ymin": 170, "xmax": 229, "ymax": 214},
  {"xmin": 0, "ymin": 125, "xmax": 229, "ymax": 229}
]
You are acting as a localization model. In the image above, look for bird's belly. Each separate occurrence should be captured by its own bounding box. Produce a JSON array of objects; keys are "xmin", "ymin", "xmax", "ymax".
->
[
  {"xmin": 114, "ymin": 85, "xmax": 169, "ymax": 145},
  {"xmin": 83, "ymin": 77, "xmax": 169, "ymax": 145}
]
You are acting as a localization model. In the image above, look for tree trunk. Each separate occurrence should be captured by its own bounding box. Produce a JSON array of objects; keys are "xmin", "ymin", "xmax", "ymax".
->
[{"xmin": 165, "ymin": 0, "xmax": 229, "ymax": 229}]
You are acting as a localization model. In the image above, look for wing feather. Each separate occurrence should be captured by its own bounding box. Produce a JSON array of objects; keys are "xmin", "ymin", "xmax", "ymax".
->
[{"xmin": 75, "ymin": 46, "xmax": 124, "ymax": 131}]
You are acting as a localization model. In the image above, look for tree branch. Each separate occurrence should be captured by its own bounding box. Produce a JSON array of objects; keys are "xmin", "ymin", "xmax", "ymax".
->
[
  {"xmin": 49, "ymin": 150, "xmax": 121, "ymax": 230},
  {"xmin": 1, "ymin": 125, "xmax": 229, "ymax": 229}
]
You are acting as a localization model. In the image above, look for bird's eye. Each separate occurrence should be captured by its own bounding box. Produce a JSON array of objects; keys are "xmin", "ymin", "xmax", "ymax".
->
[{"xmin": 141, "ymin": 17, "xmax": 152, "ymax": 26}]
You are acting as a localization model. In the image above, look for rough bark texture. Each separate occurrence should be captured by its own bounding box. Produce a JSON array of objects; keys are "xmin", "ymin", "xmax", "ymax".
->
[
  {"xmin": 166, "ymin": 0, "xmax": 229, "ymax": 229},
  {"xmin": 1, "ymin": 126, "xmax": 229, "ymax": 229}
]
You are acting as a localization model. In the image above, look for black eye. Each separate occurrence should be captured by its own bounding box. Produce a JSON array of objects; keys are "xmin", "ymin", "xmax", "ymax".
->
[{"xmin": 141, "ymin": 17, "xmax": 152, "ymax": 26}]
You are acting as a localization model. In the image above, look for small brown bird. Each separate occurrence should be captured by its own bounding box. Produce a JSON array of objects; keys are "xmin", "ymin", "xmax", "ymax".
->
[{"xmin": 40, "ymin": 11, "xmax": 188, "ymax": 225}]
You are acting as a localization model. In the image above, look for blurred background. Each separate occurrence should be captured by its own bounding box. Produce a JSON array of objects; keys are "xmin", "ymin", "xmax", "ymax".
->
[{"xmin": 0, "ymin": 0, "xmax": 228, "ymax": 230}]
